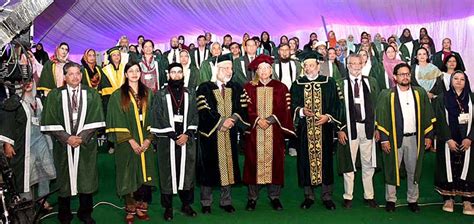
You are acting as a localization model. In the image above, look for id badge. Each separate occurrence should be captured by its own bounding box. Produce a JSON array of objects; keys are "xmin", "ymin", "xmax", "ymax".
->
[
  {"xmin": 354, "ymin": 98, "xmax": 362, "ymax": 104},
  {"xmin": 173, "ymin": 115, "xmax": 184, "ymax": 123},
  {"xmin": 72, "ymin": 112, "xmax": 78, "ymax": 121},
  {"xmin": 31, "ymin": 117, "xmax": 40, "ymax": 125},
  {"xmin": 458, "ymin": 113, "xmax": 470, "ymax": 124},
  {"xmin": 144, "ymin": 74, "xmax": 153, "ymax": 80}
]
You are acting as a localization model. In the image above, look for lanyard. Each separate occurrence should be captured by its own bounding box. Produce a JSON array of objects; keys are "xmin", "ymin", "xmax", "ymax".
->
[{"xmin": 167, "ymin": 86, "xmax": 184, "ymax": 115}]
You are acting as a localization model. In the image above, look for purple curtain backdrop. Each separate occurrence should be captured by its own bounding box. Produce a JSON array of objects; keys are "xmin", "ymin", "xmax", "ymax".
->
[{"xmin": 32, "ymin": 0, "xmax": 474, "ymax": 74}]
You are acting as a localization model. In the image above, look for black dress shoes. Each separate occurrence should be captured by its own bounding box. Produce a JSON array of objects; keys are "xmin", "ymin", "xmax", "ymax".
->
[
  {"xmin": 300, "ymin": 198, "xmax": 315, "ymax": 209},
  {"xmin": 246, "ymin": 199, "xmax": 257, "ymax": 211}
]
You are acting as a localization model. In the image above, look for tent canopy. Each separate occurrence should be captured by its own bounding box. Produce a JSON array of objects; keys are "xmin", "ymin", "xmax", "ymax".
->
[{"xmin": 33, "ymin": 0, "xmax": 474, "ymax": 54}]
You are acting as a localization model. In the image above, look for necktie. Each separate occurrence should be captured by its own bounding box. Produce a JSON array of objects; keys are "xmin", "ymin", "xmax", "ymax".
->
[
  {"xmin": 221, "ymin": 84, "xmax": 226, "ymax": 98},
  {"xmin": 250, "ymin": 56, "xmax": 254, "ymax": 62},
  {"xmin": 172, "ymin": 49, "xmax": 176, "ymax": 63},
  {"xmin": 354, "ymin": 78, "xmax": 360, "ymax": 98},
  {"xmin": 72, "ymin": 89, "xmax": 78, "ymax": 112},
  {"xmin": 353, "ymin": 78, "xmax": 362, "ymax": 121}
]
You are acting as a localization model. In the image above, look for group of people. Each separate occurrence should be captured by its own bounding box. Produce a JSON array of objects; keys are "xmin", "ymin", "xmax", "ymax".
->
[{"xmin": 0, "ymin": 27, "xmax": 472, "ymax": 224}]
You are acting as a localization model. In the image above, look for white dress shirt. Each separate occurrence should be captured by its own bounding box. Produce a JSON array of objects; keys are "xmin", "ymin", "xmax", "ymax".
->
[{"xmin": 397, "ymin": 85, "xmax": 416, "ymax": 133}]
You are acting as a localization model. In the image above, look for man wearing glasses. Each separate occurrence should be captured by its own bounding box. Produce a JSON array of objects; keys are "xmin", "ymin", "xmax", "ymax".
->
[
  {"xmin": 337, "ymin": 54, "xmax": 380, "ymax": 209},
  {"xmin": 375, "ymin": 63, "xmax": 435, "ymax": 213}
]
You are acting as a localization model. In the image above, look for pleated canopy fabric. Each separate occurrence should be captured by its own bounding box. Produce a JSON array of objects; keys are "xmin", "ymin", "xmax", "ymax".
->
[{"xmin": 33, "ymin": 0, "xmax": 474, "ymax": 52}]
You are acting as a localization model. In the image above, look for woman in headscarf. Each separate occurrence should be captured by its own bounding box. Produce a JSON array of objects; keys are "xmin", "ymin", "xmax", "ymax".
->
[
  {"xmin": 37, "ymin": 42, "xmax": 70, "ymax": 97},
  {"xmin": 33, "ymin": 43, "xmax": 49, "ymax": 65},
  {"xmin": 399, "ymin": 28, "xmax": 419, "ymax": 64},
  {"xmin": 346, "ymin": 34, "xmax": 356, "ymax": 54},
  {"xmin": 179, "ymin": 49, "xmax": 199, "ymax": 90},
  {"xmin": 327, "ymin": 30, "xmax": 337, "ymax": 48},
  {"xmin": 432, "ymin": 70, "xmax": 474, "ymax": 216},
  {"xmin": 410, "ymin": 47, "xmax": 443, "ymax": 99},
  {"xmin": 372, "ymin": 33, "xmax": 387, "ymax": 61},
  {"xmin": 81, "ymin": 49, "xmax": 105, "ymax": 92},
  {"xmin": 358, "ymin": 49, "xmax": 385, "ymax": 89},
  {"xmin": 440, "ymin": 54, "xmax": 463, "ymax": 91},
  {"xmin": 381, "ymin": 45, "xmax": 405, "ymax": 89}
]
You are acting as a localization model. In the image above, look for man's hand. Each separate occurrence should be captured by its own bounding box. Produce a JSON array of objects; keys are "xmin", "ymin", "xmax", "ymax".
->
[
  {"xmin": 176, "ymin": 134, "xmax": 189, "ymax": 146},
  {"xmin": 67, "ymin": 136, "xmax": 82, "ymax": 148},
  {"xmin": 381, "ymin": 141, "xmax": 391, "ymax": 154},
  {"xmin": 303, "ymin": 108, "xmax": 315, "ymax": 117},
  {"xmin": 315, "ymin": 114, "xmax": 329, "ymax": 126},
  {"xmin": 220, "ymin": 118, "xmax": 235, "ymax": 131},
  {"xmin": 460, "ymin": 138, "xmax": 472, "ymax": 151},
  {"xmin": 447, "ymin": 139, "xmax": 458, "ymax": 152},
  {"xmin": 374, "ymin": 130, "xmax": 380, "ymax": 142},
  {"xmin": 425, "ymin": 138, "xmax": 432, "ymax": 150},
  {"xmin": 3, "ymin": 143, "xmax": 15, "ymax": 158},
  {"xmin": 337, "ymin": 131, "xmax": 348, "ymax": 145},
  {"xmin": 257, "ymin": 118, "xmax": 270, "ymax": 130}
]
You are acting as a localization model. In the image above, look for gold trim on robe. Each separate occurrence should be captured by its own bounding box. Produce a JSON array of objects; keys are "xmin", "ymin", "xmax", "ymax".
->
[
  {"xmin": 213, "ymin": 88, "xmax": 235, "ymax": 186},
  {"xmin": 256, "ymin": 86, "xmax": 274, "ymax": 184},
  {"xmin": 305, "ymin": 83, "xmax": 323, "ymax": 185}
]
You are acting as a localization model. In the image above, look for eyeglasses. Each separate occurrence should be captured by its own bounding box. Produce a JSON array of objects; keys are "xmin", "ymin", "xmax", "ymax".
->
[
  {"xmin": 396, "ymin": 72, "xmax": 411, "ymax": 77},
  {"xmin": 169, "ymin": 70, "xmax": 183, "ymax": 74}
]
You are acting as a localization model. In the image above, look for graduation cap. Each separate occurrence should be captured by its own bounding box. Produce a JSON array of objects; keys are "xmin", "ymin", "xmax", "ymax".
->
[
  {"xmin": 248, "ymin": 54, "xmax": 273, "ymax": 71},
  {"xmin": 297, "ymin": 51, "xmax": 323, "ymax": 63},
  {"xmin": 107, "ymin": 46, "xmax": 121, "ymax": 55},
  {"xmin": 216, "ymin": 53, "xmax": 232, "ymax": 66}
]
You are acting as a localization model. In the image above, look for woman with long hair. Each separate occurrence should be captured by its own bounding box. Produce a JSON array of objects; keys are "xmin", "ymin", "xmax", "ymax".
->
[{"xmin": 106, "ymin": 61, "xmax": 157, "ymax": 223}]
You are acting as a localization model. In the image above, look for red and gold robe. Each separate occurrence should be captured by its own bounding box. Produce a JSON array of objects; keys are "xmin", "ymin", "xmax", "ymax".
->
[{"xmin": 243, "ymin": 79, "xmax": 295, "ymax": 185}]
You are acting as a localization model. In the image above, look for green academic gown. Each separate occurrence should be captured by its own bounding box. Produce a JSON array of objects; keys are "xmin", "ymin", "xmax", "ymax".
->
[
  {"xmin": 198, "ymin": 56, "xmax": 218, "ymax": 86},
  {"xmin": 185, "ymin": 65, "xmax": 200, "ymax": 91},
  {"xmin": 37, "ymin": 60, "xmax": 62, "ymax": 97},
  {"xmin": 232, "ymin": 55, "xmax": 255, "ymax": 87},
  {"xmin": 80, "ymin": 65, "xmax": 109, "ymax": 95},
  {"xmin": 367, "ymin": 60, "xmax": 388, "ymax": 90},
  {"xmin": 105, "ymin": 89, "xmax": 157, "ymax": 196},
  {"xmin": 150, "ymin": 87, "xmax": 198, "ymax": 194},
  {"xmin": 399, "ymin": 41, "xmax": 420, "ymax": 63},
  {"xmin": 40, "ymin": 85, "xmax": 105, "ymax": 197},
  {"xmin": 432, "ymin": 93, "xmax": 474, "ymax": 189},
  {"xmin": 375, "ymin": 86, "xmax": 435, "ymax": 186},
  {"xmin": 290, "ymin": 75, "xmax": 345, "ymax": 186},
  {"xmin": 336, "ymin": 76, "xmax": 380, "ymax": 174},
  {"xmin": 0, "ymin": 95, "xmax": 56, "ymax": 193},
  {"xmin": 432, "ymin": 51, "xmax": 465, "ymax": 72}
]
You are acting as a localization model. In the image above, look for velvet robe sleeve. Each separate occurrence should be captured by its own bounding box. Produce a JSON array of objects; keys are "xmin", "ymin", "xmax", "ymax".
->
[{"xmin": 196, "ymin": 83, "xmax": 223, "ymax": 137}]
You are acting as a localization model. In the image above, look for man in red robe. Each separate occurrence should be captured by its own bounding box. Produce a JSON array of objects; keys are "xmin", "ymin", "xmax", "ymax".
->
[{"xmin": 242, "ymin": 54, "xmax": 295, "ymax": 211}]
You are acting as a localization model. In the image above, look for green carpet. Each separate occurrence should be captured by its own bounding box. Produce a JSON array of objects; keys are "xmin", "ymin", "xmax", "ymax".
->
[{"xmin": 40, "ymin": 150, "xmax": 474, "ymax": 224}]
